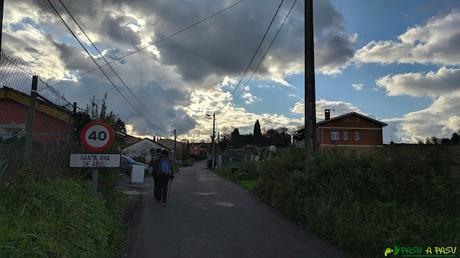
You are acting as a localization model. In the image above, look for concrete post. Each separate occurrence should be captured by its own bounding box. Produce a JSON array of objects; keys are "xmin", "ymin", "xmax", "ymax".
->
[{"xmin": 24, "ymin": 75, "xmax": 38, "ymax": 160}]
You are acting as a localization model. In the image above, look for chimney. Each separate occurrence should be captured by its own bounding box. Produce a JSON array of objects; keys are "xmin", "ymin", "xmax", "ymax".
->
[{"xmin": 325, "ymin": 109, "xmax": 331, "ymax": 121}]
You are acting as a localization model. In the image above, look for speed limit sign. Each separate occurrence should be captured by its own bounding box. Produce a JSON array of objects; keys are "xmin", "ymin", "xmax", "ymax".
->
[{"xmin": 80, "ymin": 120, "xmax": 114, "ymax": 152}]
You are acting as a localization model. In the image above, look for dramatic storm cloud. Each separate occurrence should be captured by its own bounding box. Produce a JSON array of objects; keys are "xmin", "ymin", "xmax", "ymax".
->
[
  {"xmin": 2, "ymin": 0, "xmax": 354, "ymax": 138},
  {"xmin": 313, "ymin": 0, "xmax": 357, "ymax": 74}
]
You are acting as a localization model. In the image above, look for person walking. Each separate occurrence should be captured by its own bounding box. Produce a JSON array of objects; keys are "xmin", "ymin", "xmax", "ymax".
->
[
  {"xmin": 154, "ymin": 150, "xmax": 173, "ymax": 207},
  {"xmin": 149, "ymin": 148, "xmax": 162, "ymax": 201}
]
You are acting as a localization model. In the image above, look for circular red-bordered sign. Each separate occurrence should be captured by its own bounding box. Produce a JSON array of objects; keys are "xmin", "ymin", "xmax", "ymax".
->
[{"xmin": 80, "ymin": 120, "xmax": 114, "ymax": 152}]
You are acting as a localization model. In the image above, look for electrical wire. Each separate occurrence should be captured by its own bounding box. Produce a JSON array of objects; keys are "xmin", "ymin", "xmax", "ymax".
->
[
  {"xmin": 55, "ymin": 0, "xmax": 156, "ymax": 124},
  {"xmin": 230, "ymin": 0, "xmax": 285, "ymax": 96},
  {"xmin": 234, "ymin": 0, "xmax": 298, "ymax": 101},
  {"xmin": 43, "ymin": 0, "xmax": 157, "ymax": 128},
  {"xmin": 50, "ymin": 0, "xmax": 246, "ymax": 86},
  {"xmin": 217, "ymin": 0, "xmax": 287, "ymax": 119}
]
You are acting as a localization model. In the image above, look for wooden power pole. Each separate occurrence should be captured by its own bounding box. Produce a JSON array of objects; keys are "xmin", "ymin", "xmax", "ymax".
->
[
  {"xmin": 0, "ymin": 0, "xmax": 4, "ymax": 51},
  {"xmin": 305, "ymin": 0, "xmax": 316, "ymax": 161},
  {"xmin": 211, "ymin": 113, "xmax": 215, "ymax": 169},
  {"xmin": 173, "ymin": 129, "xmax": 177, "ymax": 163}
]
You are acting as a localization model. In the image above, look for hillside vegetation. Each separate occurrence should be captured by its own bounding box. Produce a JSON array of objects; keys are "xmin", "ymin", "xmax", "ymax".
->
[{"xmin": 216, "ymin": 146, "xmax": 459, "ymax": 257}]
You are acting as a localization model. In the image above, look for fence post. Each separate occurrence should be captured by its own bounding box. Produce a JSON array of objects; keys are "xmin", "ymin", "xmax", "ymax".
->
[
  {"xmin": 72, "ymin": 102, "xmax": 77, "ymax": 145},
  {"xmin": 24, "ymin": 75, "xmax": 38, "ymax": 160}
]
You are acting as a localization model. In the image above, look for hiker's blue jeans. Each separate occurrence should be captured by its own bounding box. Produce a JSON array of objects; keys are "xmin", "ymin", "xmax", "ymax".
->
[{"xmin": 158, "ymin": 174, "xmax": 170, "ymax": 203}]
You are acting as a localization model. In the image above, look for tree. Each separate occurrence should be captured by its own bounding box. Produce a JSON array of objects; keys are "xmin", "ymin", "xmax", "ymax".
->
[
  {"xmin": 431, "ymin": 136, "xmax": 439, "ymax": 145},
  {"xmin": 231, "ymin": 128, "xmax": 240, "ymax": 138},
  {"xmin": 265, "ymin": 127, "xmax": 290, "ymax": 147},
  {"xmin": 84, "ymin": 93, "xmax": 126, "ymax": 133},
  {"xmin": 230, "ymin": 128, "xmax": 242, "ymax": 147},
  {"xmin": 451, "ymin": 132, "xmax": 460, "ymax": 145},
  {"xmin": 77, "ymin": 94, "xmax": 127, "ymax": 149},
  {"xmin": 440, "ymin": 138, "xmax": 450, "ymax": 145},
  {"xmin": 253, "ymin": 120, "xmax": 262, "ymax": 144}
]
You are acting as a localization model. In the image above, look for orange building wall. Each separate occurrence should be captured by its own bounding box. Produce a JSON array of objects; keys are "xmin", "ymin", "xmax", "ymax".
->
[
  {"xmin": 316, "ymin": 127, "xmax": 383, "ymax": 146},
  {"xmin": 0, "ymin": 99, "xmax": 71, "ymax": 145},
  {"xmin": 316, "ymin": 114, "xmax": 384, "ymax": 146}
]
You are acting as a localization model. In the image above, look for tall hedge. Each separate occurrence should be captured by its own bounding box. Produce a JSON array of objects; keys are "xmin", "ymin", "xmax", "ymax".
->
[{"xmin": 229, "ymin": 147, "xmax": 459, "ymax": 257}]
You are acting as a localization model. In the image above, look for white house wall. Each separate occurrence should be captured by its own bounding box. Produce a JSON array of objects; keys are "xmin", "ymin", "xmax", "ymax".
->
[{"xmin": 122, "ymin": 139, "xmax": 168, "ymax": 163}]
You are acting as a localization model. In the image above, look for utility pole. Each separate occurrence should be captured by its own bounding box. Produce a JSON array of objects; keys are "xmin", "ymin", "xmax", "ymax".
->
[
  {"xmin": 24, "ymin": 76, "xmax": 38, "ymax": 160},
  {"xmin": 211, "ymin": 113, "xmax": 216, "ymax": 169},
  {"xmin": 305, "ymin": 0, "xmax": 316, "ymax": 161},
  {"xmin": 72, "ymin": 102, "xmax": 77, "ymax": 145},
  {"xmin": 0, "ymin": 0, "xmax": 4, "ymax": 51},
  {"xmin": 173, "ymin": 129, "xmax": 177, "ymax": 163}
]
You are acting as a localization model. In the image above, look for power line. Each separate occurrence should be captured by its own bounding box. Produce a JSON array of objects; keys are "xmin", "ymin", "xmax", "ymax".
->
[
  {"xmin": 234, "ymin": 0, "xmax": 298, "ymax": 101},
  {"xmin": 55, "ymin": 0, "xmax": 156, "ymax": 124},
  {"xmin": 50, "ymin": 0, "xmax": 246, "ymax": 86},
  {"xmin": 217, "ymin": 0, "xmax": 286, "ymax": 119},
  {"xmin": 43, "ymin": 0, "xmax": 157, "ymax": 128},
  {"xmin": 230, "ymin": 0, "xmax": 285, "ymax": 96}
]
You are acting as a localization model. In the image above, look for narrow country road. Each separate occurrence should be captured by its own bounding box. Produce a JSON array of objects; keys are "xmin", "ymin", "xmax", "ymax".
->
[{"xmin": 126, "ymin": 161, "xmax": 344, "ymax": 258}]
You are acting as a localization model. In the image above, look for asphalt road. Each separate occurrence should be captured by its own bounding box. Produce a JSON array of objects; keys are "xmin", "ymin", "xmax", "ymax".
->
[{"xmin": 126, "ymin": 161, "xmax": 344, "ymax": 258}]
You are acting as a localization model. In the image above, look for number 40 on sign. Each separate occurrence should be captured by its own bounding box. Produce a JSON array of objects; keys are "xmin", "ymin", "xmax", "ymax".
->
[{"xmin": 80, "ymin": 120, "xmax": 114, "ymax": 153}]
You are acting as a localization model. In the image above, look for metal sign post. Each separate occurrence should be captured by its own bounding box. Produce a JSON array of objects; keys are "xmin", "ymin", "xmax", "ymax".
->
[{"xmin": 90, "ymin": 168, "xmax": 98, "ymax": 193}]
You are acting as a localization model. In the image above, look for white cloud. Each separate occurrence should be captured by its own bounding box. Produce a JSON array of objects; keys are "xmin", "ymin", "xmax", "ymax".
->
[
  {"xmin": 351, "ymin": 83, "xmax": 364, "ymax": 90},
  {"xmin": 376, "ymin": 67, "xmax": 460, "ymax": 97},
  {"xmin": 290, "ymin": 99, "xmax": 364, "ymax": 120},
  {"xmin": 3, "ymin": 25, "xmax": 68, "ymax": 81},
  {"xmin": 355, "ymin": 9, "xmax": 460, "ymax": 66},
  {"xmin": 183, "ymin": 83, "xmax": 302, "ymax": 140},
  {"xmin": 388, "ymin": 92, "xmax": 460, "ymax": 142},
  {"xmin": 239, "ymin": 86, "xmax": 261, "ymax": 104},
  {"xmin": 375, "ymin": 66, "xmax": 460, "ymax": 142}
]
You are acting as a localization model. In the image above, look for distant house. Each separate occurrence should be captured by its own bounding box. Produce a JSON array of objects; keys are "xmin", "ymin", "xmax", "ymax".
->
[
  {"xmin": 117, "ymin": 131, "xmax": 141, "ymax": 146},
  {"xmin": 295, "ymin": 109, "xmax": 387, "ymax": 151},
  {"xmin": 0, "ymin": 87, "xmax": 73, "ymax": 145},
  {"xmin": 190, "ymin": 143, "xmax": 208, "ymax": 158},
  {"xmin": 157, "ymin": 138, "xmax": 188, "ymax": 160},
  {"xmin": 121, "ymin": 138, "xmax": 169, "ymax": 163}
]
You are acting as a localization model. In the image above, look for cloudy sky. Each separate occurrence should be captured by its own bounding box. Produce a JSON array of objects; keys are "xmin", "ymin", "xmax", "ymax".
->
[{"xmin": 3, "ymin": 0, "xmax": 460, "ymax": 142}]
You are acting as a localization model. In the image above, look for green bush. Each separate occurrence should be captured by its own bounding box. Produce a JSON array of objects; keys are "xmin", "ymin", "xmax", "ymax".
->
[
  {"xmin": 0, "ymin": 179, "xmax": 127, "ymax": 258},
  {"xmin": 182, "ymin": 158, "xmax": 194, "ymax": 167},
  {"xmin": 219, "ymin": 147, "xmax": 459, "ymax": 257}
]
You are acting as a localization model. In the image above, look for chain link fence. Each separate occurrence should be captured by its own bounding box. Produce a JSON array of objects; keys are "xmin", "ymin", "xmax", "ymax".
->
[
  {"xmin": 220, "ymin": 146, "xmax": 280, "ymax": 168},
  {"xmin": 0, "ymin": 134, "xmax": 73, "ymax": 182},
  {"xmin": 0, "ymin": 50, "xmax": 76, "ymax": 182},
  {"xmin": 0, "ymin": 50, "xmax": 73, "ymax": 111}
]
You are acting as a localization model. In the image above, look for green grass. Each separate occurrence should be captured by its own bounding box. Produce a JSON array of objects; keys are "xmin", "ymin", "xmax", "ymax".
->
[
  {"xmin": 173, "ymin": 163, "xmax": 180, "ymax": 174},
  {"xmin": 0, "ymin": 179, "xmax": 127, "ymax": 258},
  {"xmin": 237, "ymin": 179, "xmax": 258, "ymax": 192},
  {"xmin": 214, "ymin": 166, "xmax": 258, "ymax": 192},
  {"xmin": 215, "ymin": 147, "xmax": 460, "ymax": 257},
  {"xmin": 182, "ymin": 158, "xmax": 194, "ymax": 167}
]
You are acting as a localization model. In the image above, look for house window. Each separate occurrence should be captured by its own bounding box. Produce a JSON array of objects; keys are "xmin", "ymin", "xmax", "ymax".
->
[
  {"xmin": 343, "ymin": 132, "xmax": 348, "ymax": 140},
  {"xmin": 331, "ymin": 132, "xmax": 339, "ymax": 141},
  {"xmin": 355, "ymin": 131, "xmax": 360, "ymax": 141}
]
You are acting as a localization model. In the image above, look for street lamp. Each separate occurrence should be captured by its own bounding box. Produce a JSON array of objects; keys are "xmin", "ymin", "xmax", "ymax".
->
[{"xmin": 206, "ymin": 113, "xmax": 216, "ymax": 169}]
